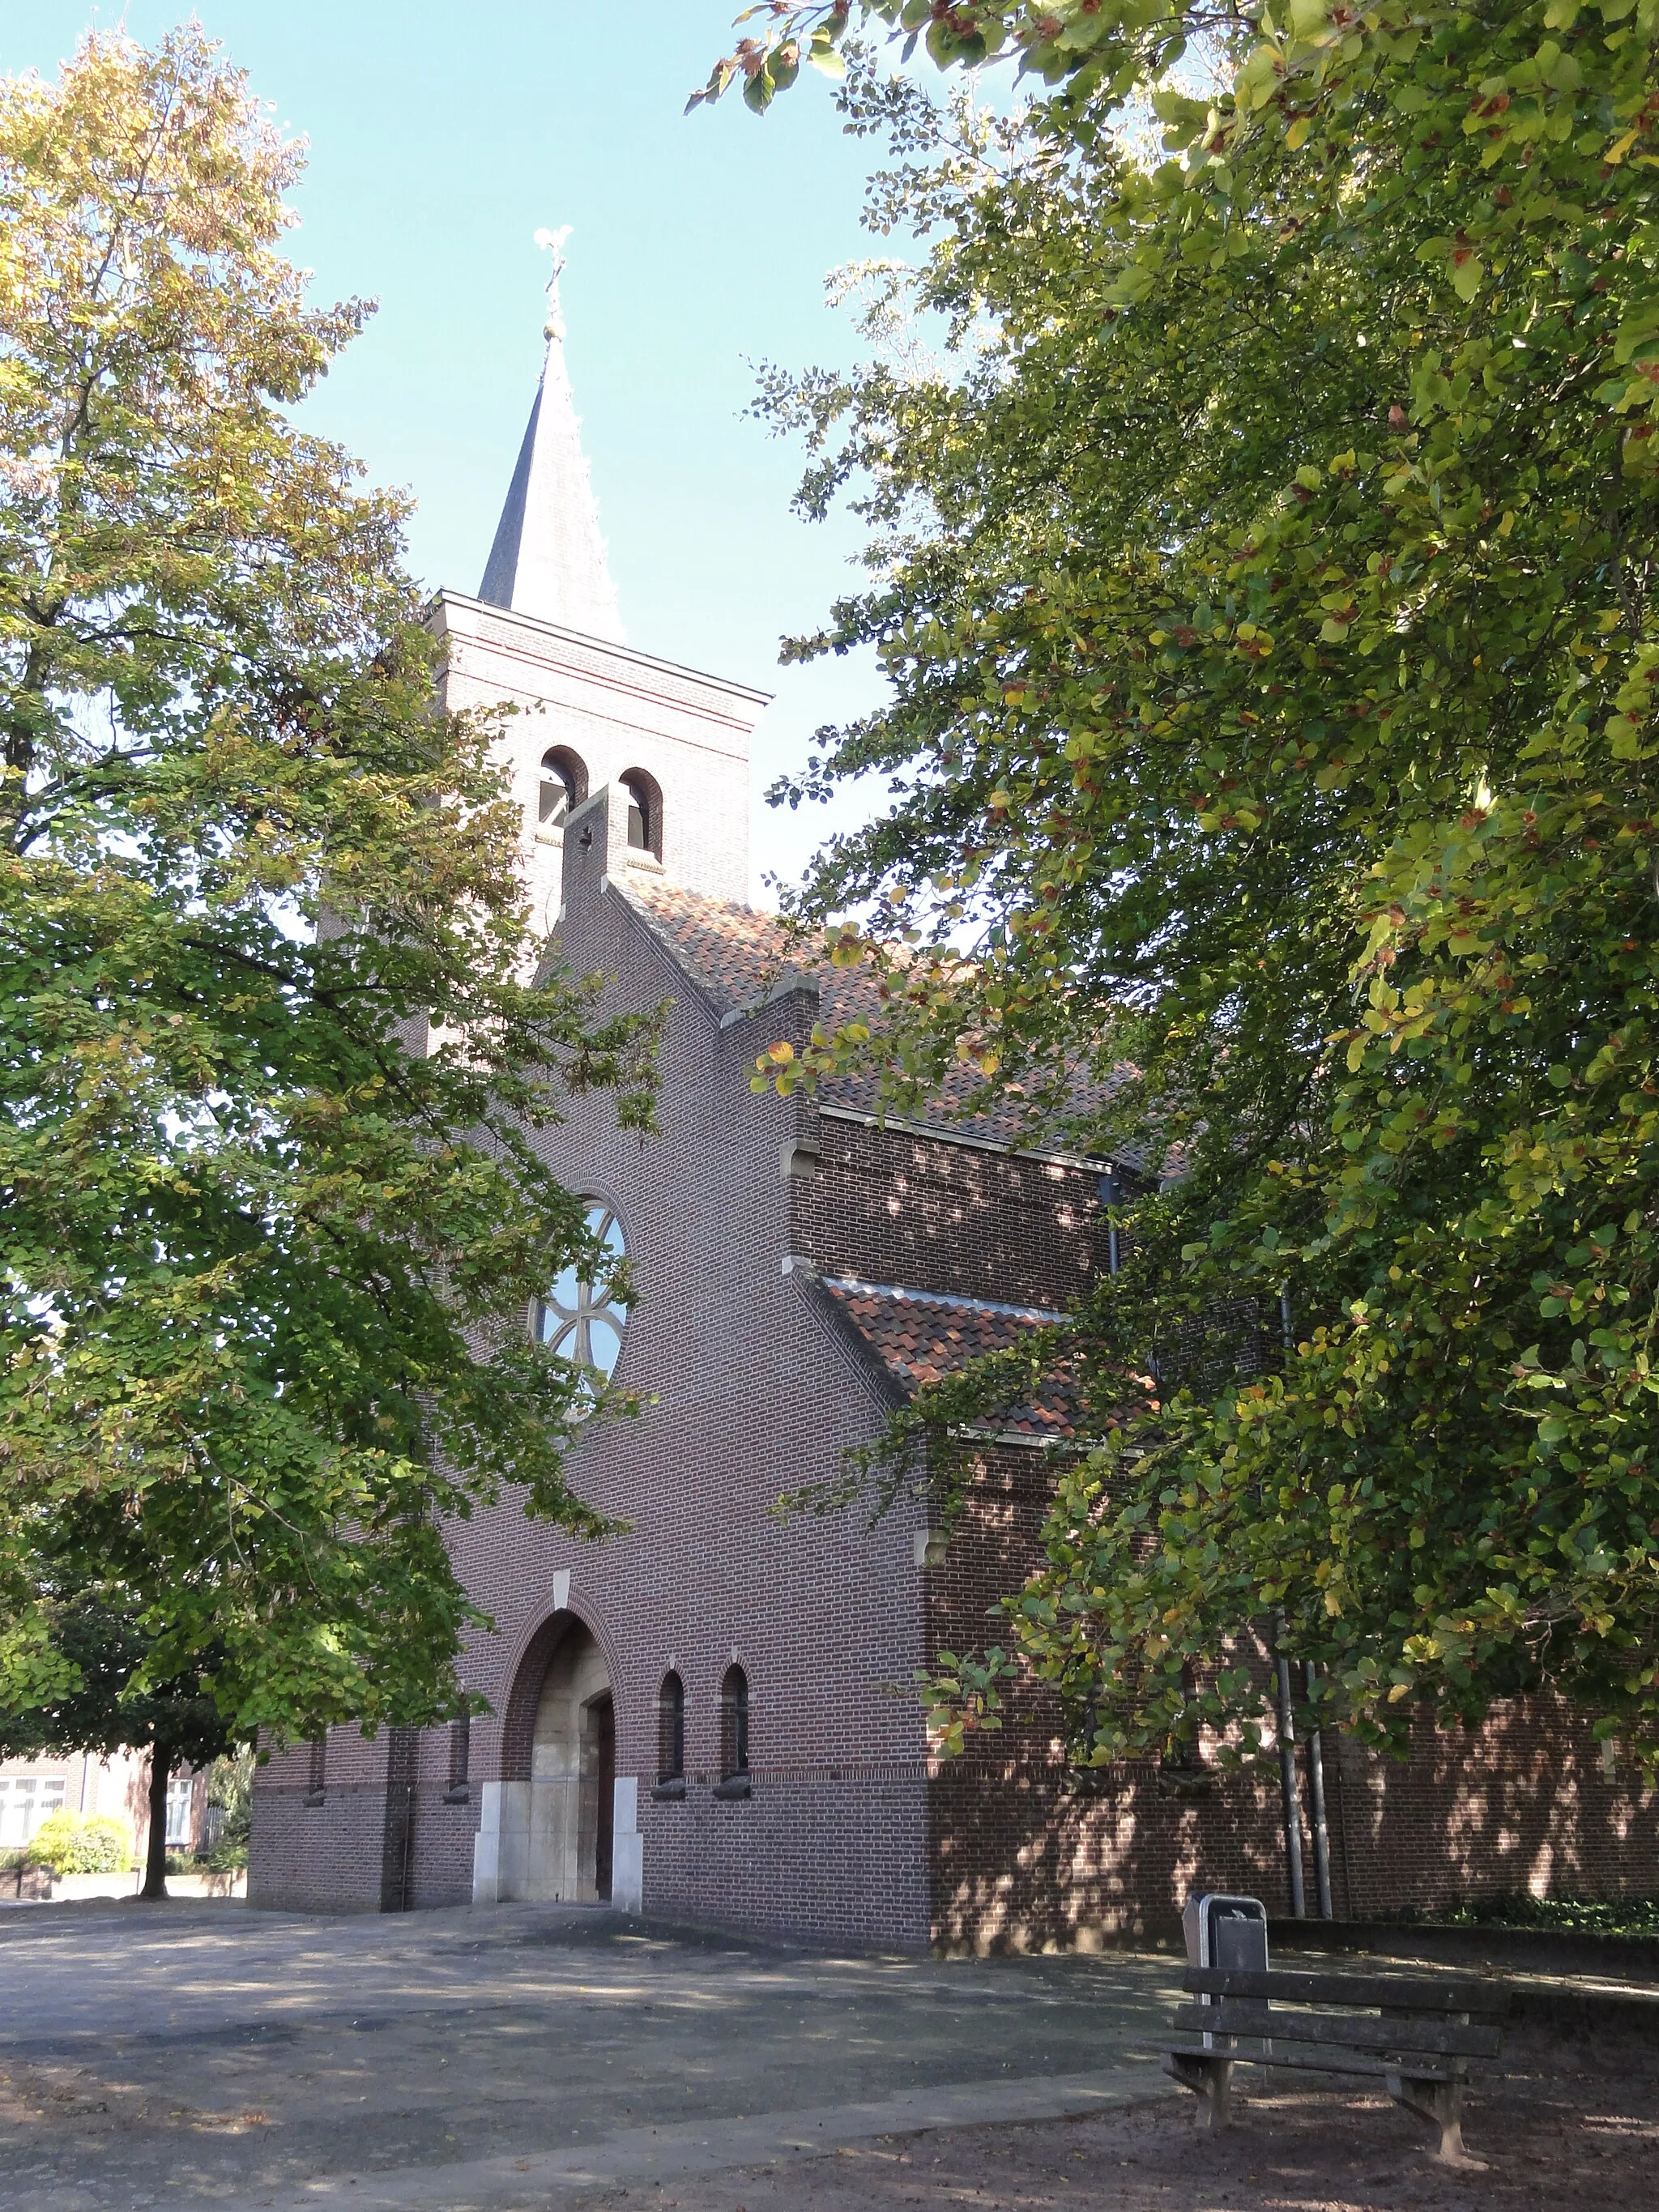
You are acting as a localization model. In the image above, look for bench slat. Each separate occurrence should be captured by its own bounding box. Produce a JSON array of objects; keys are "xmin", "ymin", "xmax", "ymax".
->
[
  {"xmin": 1170, "ymin": 2002, "xmax": 1501, "ymax": 2057},
  {"xmin": 1166, "ymin": 2041, "xmax": 1461, "ymax": 2084},
  {"xmin": 1182, "ymin": 1965, "xmax": 1502, "ymax": 2018}
]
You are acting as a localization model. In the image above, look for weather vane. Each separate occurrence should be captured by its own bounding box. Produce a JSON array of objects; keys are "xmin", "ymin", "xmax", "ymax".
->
[{"xmin": 533, "ymin": 224, "xmax": 573, "ymax": 342}]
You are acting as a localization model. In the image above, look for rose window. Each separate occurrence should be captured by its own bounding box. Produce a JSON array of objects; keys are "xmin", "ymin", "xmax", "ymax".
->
[{"xmin": 533, "ymin": 1202, "xmax": 628, "ymax": 1383}]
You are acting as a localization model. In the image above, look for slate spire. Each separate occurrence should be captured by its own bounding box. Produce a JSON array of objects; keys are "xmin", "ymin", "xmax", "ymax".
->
[{"xmin": 478, "ymin": 229, "xmax": 624, "ymax": 642}]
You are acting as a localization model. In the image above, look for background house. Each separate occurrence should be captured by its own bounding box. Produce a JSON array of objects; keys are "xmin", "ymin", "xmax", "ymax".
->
[{"xmin": 1, "ymin": 1746, "xmax": 206, "ymax": 1866}]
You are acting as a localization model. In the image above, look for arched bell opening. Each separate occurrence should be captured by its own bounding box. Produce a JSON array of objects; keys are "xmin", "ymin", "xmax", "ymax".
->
[
  {"xmin": 539, "ymin": 745, "xmax": 587, "ymax": 828},
  {"xmin": 619, "ymin": 766, "xmax": 662, "ymax": 860}
]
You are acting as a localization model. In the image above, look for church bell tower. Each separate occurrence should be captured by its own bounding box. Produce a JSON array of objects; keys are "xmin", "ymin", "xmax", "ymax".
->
[{"xmin": 431, "ymin": 232, "xmax": 767, "ymax": 930}]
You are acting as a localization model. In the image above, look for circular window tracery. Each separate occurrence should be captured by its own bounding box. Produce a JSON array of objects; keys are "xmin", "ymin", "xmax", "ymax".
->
[{"xmin": 532, "ymin": 1201, "xmax": 628, "ymax": 1384}]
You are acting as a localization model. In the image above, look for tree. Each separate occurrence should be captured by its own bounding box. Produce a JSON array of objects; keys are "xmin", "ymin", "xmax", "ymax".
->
[
  {"xmin": 716, "ymin": 8, "xmax": 1659, "ymax": 1767},
  {"xmin": 0, "ymin": 32, "xmax": 656, "ymax": 1750},
  {"xmin": 0, "ymin": 1590, "xmax": 238, "ymax": 1900},
  {"xmin": 686, "ymin": 0, "xmax": 1196, "ymax": 113}
]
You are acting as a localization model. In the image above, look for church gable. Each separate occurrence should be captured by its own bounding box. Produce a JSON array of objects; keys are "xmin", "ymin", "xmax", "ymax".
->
[{"xmin": 554, "ymin": 860, "xmax": 1115, "ymax": 1431}]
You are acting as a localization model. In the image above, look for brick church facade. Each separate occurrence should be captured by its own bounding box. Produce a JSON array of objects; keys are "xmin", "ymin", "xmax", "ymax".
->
[{"xmin": 249, "ymin": 256, "xmax": 1659, "ymax": 1944}]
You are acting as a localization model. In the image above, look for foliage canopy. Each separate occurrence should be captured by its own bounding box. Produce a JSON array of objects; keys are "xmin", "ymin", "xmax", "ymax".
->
[
  {"xmin": 723, "ymin": 5, "xmax": 1659, "ymax": 1768},
  {"xmin": 0, "ymin": 32, "xmax": 654, "ymax": 1745}
]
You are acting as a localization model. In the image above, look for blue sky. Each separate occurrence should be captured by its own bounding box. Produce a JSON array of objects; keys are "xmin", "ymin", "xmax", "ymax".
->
[{"xmin": 8, "ymin": 4, "xmax": 898, "ymax": 901}]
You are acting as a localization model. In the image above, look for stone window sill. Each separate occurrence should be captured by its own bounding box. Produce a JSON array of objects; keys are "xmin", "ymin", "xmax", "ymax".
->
[
  {"xmin": 624, "ymin": 849, "xmax": 664, "ymax": 874},
  {"xmin": 302, "ymin": 1790, "xmax": 326, "ymax": 1809},
  {"xmin": 442, "ymin": 1784, "xmax": 471, "ymax": 1805},
  {"xmin": 650, "ymin": 1776, "xmax": 687, "ymax": 1801},
  {"xmin": 712, "ymin": 1774, "xmax": 751, "ymax": 1801}
]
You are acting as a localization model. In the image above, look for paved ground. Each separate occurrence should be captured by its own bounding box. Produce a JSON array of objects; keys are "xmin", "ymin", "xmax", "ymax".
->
[{"xmin": 0, "ymin": 1899, "xmax": 1181, "ymax": 2210}]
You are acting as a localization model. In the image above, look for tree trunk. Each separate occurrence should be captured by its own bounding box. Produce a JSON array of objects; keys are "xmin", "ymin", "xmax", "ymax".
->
[{"xmin": 141, "ymin": 1743, "xmax": 170, "ymax": 1902}]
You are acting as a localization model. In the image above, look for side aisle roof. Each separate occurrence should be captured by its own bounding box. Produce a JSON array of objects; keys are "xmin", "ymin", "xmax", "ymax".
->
[{"xmin": 616, "ymin": 873, "xmax": 1133, "ymax": 1164}]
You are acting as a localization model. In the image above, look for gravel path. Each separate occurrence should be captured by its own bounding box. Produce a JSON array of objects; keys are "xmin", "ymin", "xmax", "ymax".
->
[{"xmin": 579, "ymin": 2021, "xmax": 1659, "ymax": 2212}]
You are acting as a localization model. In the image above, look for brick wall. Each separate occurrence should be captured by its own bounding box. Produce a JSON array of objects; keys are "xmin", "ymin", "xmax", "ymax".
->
[
  {"xmin": 796, "ymin": 1119, "xmax": 1104, "ymax": 1313},
  {"xmin": 1329, "ymin": 1706, "xmax": 1659, "ymax": 1917},
  {"xmin": 641, "ymin": 1773, "xmax": 930, "ymax": 1949},
  {"xmin": 915, "ymin": 1443, "xmax": 1659, "ymax": 1950},
  {"xmin": 914, "ymin": 1441, "xmax": 1283, "ymax": 1951},
  {"xmin": 249, "ymin": 1726, "xmax": 400, "ymax": 1915}
]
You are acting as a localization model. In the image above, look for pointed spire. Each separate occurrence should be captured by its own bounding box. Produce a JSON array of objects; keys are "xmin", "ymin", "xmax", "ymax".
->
[{"xmin": 478, "ymin": 228, "xmax": 625, "ymax": 642}]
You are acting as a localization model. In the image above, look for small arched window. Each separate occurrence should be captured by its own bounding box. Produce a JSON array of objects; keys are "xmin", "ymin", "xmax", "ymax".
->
[
  {"xmin": 539, "ymin": 746, "xmax": 586, "ymax": 827},
  {"xmin": 446, "ymin": 1712, "xmax": 471, "ymax": 1801},
  {"xmin": 620, "ymin": 769, "xmax": 661, "ymax": 859},
  {"xmin": 719, "ymin": 1664, "xmax": 749, "ymax": 1782},
  {"xmin": 657, "ymin": 1672, "xmax": 684, "ymax": 1785}
]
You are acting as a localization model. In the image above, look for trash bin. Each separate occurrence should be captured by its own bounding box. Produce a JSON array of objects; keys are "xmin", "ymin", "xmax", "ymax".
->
[{"xmin": 1183, "ymin": 1892, "xmax": 1269, "ymax": 2048}]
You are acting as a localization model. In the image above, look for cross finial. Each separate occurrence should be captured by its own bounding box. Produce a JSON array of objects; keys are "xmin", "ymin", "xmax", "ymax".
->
[{"xmin": 532, "ymin": 224, "xmax": 573, "ymax": 341}]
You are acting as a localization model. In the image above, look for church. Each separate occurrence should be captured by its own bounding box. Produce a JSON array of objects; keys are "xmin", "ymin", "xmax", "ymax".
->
[{"xmin": 249, "ymin": 258, "xmax": 1657, "ymax": 1946}]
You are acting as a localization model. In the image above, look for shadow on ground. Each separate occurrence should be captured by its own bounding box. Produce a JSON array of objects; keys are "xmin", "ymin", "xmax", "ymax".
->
[
  {"xmin": 582, "ymin": 2022, "xmax": 1659, "ymax": 2212},
  {"xmin": 0, "ymin": 1899, "xmax": 1176, "ymax": 2210},
  {"xmin": 7, "ymin": 1902, "xmax": 1645, "ymax": 2211}
]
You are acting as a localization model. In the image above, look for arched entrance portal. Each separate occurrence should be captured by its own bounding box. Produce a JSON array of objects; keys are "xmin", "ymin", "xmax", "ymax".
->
[
  {"xmin": 527, "ymin": 1625, "xmax": 614, "ymax": 1902},
  {"xmin": 475, "ymin": 1606, "xmax": 621, "ymax": 1907}
]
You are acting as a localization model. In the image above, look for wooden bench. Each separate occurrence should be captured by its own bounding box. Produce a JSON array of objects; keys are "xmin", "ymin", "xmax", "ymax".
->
[{"xmin": 1162, "ymin": 1963, "xmax": 1507, "ymax": 2165}]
